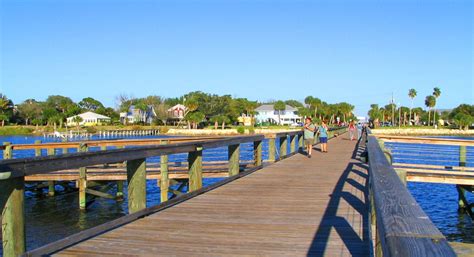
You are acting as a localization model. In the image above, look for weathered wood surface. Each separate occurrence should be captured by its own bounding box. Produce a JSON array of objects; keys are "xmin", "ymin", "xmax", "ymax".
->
[
  {"xmin": 367, "ymin": 135, "xmax": 456, "ymax": 257},
  {"xmin": 54, "ymin": 135, "xmax": 370, "ymax": 256}
]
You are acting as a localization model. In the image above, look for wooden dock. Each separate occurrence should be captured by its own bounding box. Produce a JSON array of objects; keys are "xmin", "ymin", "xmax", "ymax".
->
[{"xmin": 53, "ymin": 136, "xmax": 370, "ymax": 256}]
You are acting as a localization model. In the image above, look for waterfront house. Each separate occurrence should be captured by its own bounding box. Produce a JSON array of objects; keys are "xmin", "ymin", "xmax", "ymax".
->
[
  {"xmin": 168, "ymin": 104, "xmax": 187, "ymax": 119},
  {"xmin": 255, "ymin": 104, "xmax": 302, "ymax": 125},
  {"xmin": 120, "ymin": 105, "xmax": 156, "ymax": 125},
  {"xmin": 66, "ymin": 111, "xmax": 111, "ymax": 127}
]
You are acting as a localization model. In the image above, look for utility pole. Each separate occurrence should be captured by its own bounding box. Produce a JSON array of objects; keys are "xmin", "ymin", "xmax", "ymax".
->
[{"xmin": 391, "ymin": 92, "xmax": 395, "ymax": 127}]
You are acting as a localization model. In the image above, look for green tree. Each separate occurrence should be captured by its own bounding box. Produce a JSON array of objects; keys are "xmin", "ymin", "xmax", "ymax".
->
[
  {"xmin": 432, "ymin": 87, "xmax": 441, "ymax": 125},
  {"xmin": 72, "ymin": 116, "xmax": 83, "ymax": 130},
  {"xmin": 425, "ymin": 95, "xmax": 436, "ymax": 126},
  {"xmin": 337, "ymin": 102, "xmax": 354, "ymax": 123},
  {"xmin": 368, "ymin": 104, "xmax": 382, "ymax": 127},
  {"xmin": 408, "ymin": 88, "xmax": 417, "ymax": 125},
  {"xmin": 211, "ymin": 115, "xmax": 231, "ymax": 129},
  {"xmin": 0, "ymin": 94, "xmax": 14, "ymax": 126},
  {"xmin": 79, "ymin": 97, "xmax": 104, "ymax": 111},
  {"xmin": 185, "ymin": 111, "xmax": 205, "ymax": 129},
  {"xmin": 304, "ymin": 96, "xmax": 322, "ymax": 118},
  {"xmin": 17, "ymin": 99, "xmax": 42, "ymax": 125},
  {"xmin": 453, "ymin": 113, "xmax": 473, "ymax": 130},
  {"xmin": 273, "ymin": 101, "xmax": 286, "ymax": 125},
  {"xmin": 285, "ymin": 100, "xmax": 303, "ymax": 108}
]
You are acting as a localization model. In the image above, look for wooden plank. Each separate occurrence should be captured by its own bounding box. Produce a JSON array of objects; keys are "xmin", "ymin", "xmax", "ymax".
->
[
  {"xmin": 228, "ymin": 144, "xmax": 240, "ymax": 176},
  {"xmin": 0, "ymin": 143, "xmax": 26, "ymax": 257},
  {"xmin": 127, "ymin": 158, "xmax": 147, "ymax": 213},
  {"xmin": 38, "ymin": 132, "xmax": 373, "ymax": 257}
]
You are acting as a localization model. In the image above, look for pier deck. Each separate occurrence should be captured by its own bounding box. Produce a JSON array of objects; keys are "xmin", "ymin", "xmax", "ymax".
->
[{"xmin": 55, "ymin": 136, "xmax": 370, "ymax": 256}]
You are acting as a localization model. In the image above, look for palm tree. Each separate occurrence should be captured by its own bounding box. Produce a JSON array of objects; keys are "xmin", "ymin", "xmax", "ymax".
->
[
  {"xmin": 273, "ymin": 101, "xmax": 286, "ymax": 125},
  {"xmin": 338, "ymin": 102, "xmax": 354, "ymax": 124},
  {"xmin": 0, "ymin": 94, "xmax": 13, "ymax": 126},
  {"xmin": 425, "ymin": 95, "xmax": 436, "ymax": 126},
  {"xmin": 408, "ymin": 89, "xmax": 417, "ymax": 125},
  {"xmin": 432, "ymin": 87, "xmax": 441, "ymax": 126}
]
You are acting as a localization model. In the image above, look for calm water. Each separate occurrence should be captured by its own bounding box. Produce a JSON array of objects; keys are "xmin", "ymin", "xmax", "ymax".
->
[
  {"xmin": 0, "ymin": 134, "xmax": 277, "ymax": 254},
  {"xmin": 0, "ymin": 134, "xmax": 473, "ymax": 254},
  {"xmin": 385, "ymin": 136, "xmax": 474, "ymax": 243}
]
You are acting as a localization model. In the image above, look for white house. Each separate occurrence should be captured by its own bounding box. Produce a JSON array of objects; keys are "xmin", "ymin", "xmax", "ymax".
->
[
  {"xmin": 255, "ymin": 104, "xmax": 302, "ymax": 125},
  {"xmin": 120, "ymin": 105, "xmax": 157, "ymax": 124},
  {"xmin": 66, "ymin": 112, "xmax": 111, "ymax": 127}
]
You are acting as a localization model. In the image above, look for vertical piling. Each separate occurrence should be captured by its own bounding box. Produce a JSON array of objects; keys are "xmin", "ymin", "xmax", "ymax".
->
[
  {"xmin": 34, "ymin": 140, "xmax": 41, "ymax": 156},
  {"xmin": 253, "ymin": 140, "xmax": 263, "ymax": 167},
  {"xmin": 228, "ymin": 144, "xmax": 240, "ymax": 176},
  {"xmin": 47, "ymin": 148, "xmax": 55, "ymax": 196},
  {"xmin": 1, "ymin": 143, "xmax": 26, "ymax": 256},
  {"xmin": 298, "ymin": 133, "xmax": 303, "ymax": 150},
  {"xmin": 188, "ymin": 146, "xmax": 203, "ymax": 192},
  {"xmin": 78, "ymin": 144, "xmax": 88, "ymax": 210},
  {"xmin": 279, "ymin": 135, "xmax": 287, "ymax": 159},
  {"xmin": 290, "ymin": 135, "xmax": 296, "ymax": 154},
  {"xmin": 268, "ymin": 137, "xmax": 276, "ymax": 162},
  {"xmin": 160, "ymin": 141, "xmax": 169, "ymax": 202},
  {"xmin": 127, "ymin": 158, "xmax": 147, "ymax": 213},
  {"xmin": 460, "ymin": 145, "xmax": 467, "ymax": 169}
]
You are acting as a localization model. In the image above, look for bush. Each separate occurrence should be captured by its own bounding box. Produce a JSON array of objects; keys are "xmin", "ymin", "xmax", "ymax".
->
[
  {"xmin": 85, "ymin": 126, "xmax": 97, "ymax": 133},
  {"xmin": 159, "ymin": 126, "xmax": 170, "ymax": 134},
  {"xmin": 237, "ymin": 126, "xmax": 245, "ymax": 134},
  {"xmin": 131, "ymin": 125, "xmax": 142, "ymax": 131},
  {"xmin": 0, "ymin": 126, "xmax": 34, "ymax": 135},
  {"xmin": 248, "ymin": 127, "xmax": 255, "ymax": 134}
]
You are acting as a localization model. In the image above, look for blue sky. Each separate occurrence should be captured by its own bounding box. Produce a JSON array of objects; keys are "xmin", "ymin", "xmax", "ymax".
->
[{"xmin": 1, "ymin": 0, "xmax": 472, "ymax": 116}]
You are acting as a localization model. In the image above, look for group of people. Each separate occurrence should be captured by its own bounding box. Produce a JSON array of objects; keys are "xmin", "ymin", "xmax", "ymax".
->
[
  {"xmin": 303, "ymin": 118, "xmax": 360, "ymax": 158},
  {"xmin": 303, "ymin": 117, "xmax": 329, "ymax": 158}
]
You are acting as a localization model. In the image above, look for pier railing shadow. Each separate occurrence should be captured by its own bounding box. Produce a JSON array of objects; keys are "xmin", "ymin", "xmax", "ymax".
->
[{"xmin": 307, "ymin": 134, "xmax": 370, "ymax": 257}]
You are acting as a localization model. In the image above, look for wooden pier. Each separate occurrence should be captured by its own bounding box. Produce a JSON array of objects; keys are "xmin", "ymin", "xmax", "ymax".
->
[{"xmin": 0, "ymin": 128, "xmax": 457, "ymax": 256}]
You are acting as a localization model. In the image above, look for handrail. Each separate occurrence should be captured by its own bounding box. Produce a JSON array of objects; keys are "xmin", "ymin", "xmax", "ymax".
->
[
  {"xmin": 376, "ymin": 135, "xmax": 474, "ymax": 146},
  {"xmin": 365, "ymin": 129, "xmax": 456, "ymax": 256},
  {"xmin": 1, "ymin": 131, "xmax": 310, "ymax": 256},
  {"xmin": 0, "ymin": 135, "xmax": 264, "ymax": 179}
]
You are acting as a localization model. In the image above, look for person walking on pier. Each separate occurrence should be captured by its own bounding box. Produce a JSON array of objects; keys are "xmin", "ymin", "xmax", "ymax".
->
[
  {"xmin": 318, "ymin": 120, "xmax": 329, "ymax": 153},
  {"xmin": 303, "ymin": 117, "xmax": 316, "ymax": 158},
  {"xmin": 349, "ymin": 120, "xmax": 356, "ymax": 141}
]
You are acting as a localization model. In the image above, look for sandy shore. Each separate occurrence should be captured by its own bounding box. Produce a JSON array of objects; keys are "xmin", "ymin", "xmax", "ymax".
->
[{"xmin": 371, "ymin": 128, "xmax": 474, "ymax": 136}]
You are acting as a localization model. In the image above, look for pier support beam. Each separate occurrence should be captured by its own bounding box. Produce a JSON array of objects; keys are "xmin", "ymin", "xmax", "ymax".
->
[
  {"xmin": 116, "ymin": 181, "xmax": 124, "ymax": 201},
  {"xmin": 127, "ymin": 158, "xmax": 147, "ymax": 213},
  {"xmin": 78, "ymin": 144, "xmax": 88, "ymax": 210},
  {"xmin": 228, "ymin": 144, "xmax": 240, "ymax": 176},
  {"xmin": 290, "ymin": 135, "xmax": 296, "ymax": 154},
  {"xmin": 460, "ymin": 146, "xmax": 467, "ymax": 169},
  {"xmin": 160, "ymin": 141, "xmax": 169, "ymax": 202},
  {"xmin": 253, "ymin": 140, "xmax": 262, "ymax": 167},
  {"xmin": 1, "ymin": 143, "xmax": 26, "ymax": 257},
  {"xmin": 47, "ymin": 148, "xmax": 55, "ymax": 196},
  {"xmin": 188, "ymin": 147, "xmax": 203, "ymax": 192},
  {"xmin": 298, "ymin": 134, "xmax": 303, "ymax": 150},
  {"xmin": 279, "ymin": 135, "xmax": 287, "ymax": 160},
  {"xmin": 268, "ymin": 138, "xmax": 276, "ymax": 162}
]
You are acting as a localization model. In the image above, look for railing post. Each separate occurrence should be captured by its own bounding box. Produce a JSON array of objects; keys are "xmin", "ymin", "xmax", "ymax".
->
[
  {"xmin": 116, "ymin": 181, "xmax": 124, "ymax": 201},
  {"xmin": 279, "ymin": 135, "xmax": 287, "ymax": 159},
  {"xmin": 188, "ymin": 146, "xmax": 203, "ymax": 192},
  {"xmin": 298, "ymin": 133, "xmax": 303, "ymax": 150},
  {"xmin": 290, "ymin": 135, "xmax": 296, "ymax": 154},
  {"xmin": 78, "ymin": 144, "xmax": 88, "ymax": 210},
  {"xmin": 228, "ymin": 144, "xmax": 240, "ymax": 176},
  {"xmin": 268, "ymin": 137, "xmax": 276, "ymax": 162},
  {"xmin": 127, "ymin": 158, "xmax": 147, "ymax": 213},
  {"xmin": 1, "ymin": 142, "xmax": 26, "ymax": 256},
  {"xmin": 253, "ymin": 140, "xmax": 262, "ymax": 167},
  {"xmin": 47, "ymin": 148, "xmax": 55, "ymax": 196},
  {"xmin": 160, "ymin": 141, "xmax": 169, "ymax": 202},
  {"xmin": 460, "ymin": 145, "xmax": 467, "ymax": 169},
  {"xmin": 34, "ymin": 140, "xmax": 41, "ymax": 156}
]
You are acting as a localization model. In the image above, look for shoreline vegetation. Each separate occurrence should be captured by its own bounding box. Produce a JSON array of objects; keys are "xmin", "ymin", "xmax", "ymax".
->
[{"xmin": 371, "ymin": 127, "xmax": 474, "ymax": 136}]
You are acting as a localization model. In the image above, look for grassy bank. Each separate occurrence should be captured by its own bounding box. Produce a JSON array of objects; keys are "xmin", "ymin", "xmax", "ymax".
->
[
  {"xmin": 371, "ymin": 127, "xmax": 474, "ymax": 136},
  {"xmin": 0, "ymin": 126, "xmax": 35, "ymax": 136}
]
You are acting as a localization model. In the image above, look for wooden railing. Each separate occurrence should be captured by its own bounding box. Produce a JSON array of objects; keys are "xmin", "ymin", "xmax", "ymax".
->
[
  {"xmin": 364, "ymin": 129, "xmax": 456, "ymax": 256},
  {"xmin": 0, "ymin": 127, "xmax": 349, "ymax": 256}
]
